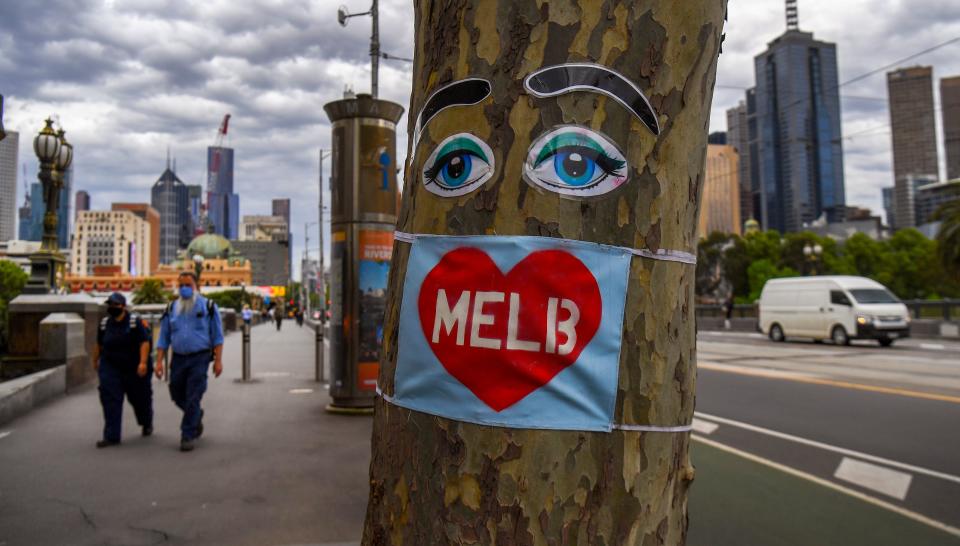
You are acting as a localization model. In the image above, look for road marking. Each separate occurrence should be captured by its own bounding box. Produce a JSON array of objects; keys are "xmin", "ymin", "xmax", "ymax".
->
[
  {"xmin": 694, "ymin": 411, "xmax": 960, "ymax": 486},
  {"xmin": 0, "ymin": 431, "xmax": 11, "ymax": 440},
  {"xmin": 698, "ymin": 361, "xmax": 960, "ymax": 405},
  {"xmin": 692, "ymin": 435, "xmax": 960, "ymax": 539},
  {"xmin": 289, "ymin": 388, "xmax": 314, "ymax": 394},
  {"xmin": 920, "ymin": 343, "xmax": 946, "ymax": 350},
  {"xmin": 834, "ymin": 457, "xmax": 912, "ymax": 500},
  {"xmin": 690, "ymin": 418, "xmax": 719, "ymax": 435}
]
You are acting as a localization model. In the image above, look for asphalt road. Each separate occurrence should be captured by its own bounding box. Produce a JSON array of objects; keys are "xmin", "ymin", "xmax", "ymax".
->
[{"xmin": 694, "ymin": 330, "xmax": 960, "ymax": 537}]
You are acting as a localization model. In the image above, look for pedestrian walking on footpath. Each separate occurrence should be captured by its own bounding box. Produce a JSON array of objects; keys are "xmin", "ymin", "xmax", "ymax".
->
[
  {"xmin": 155, "ymin": 272, "xmax": 224, "ymax": 452},
  {"xmin": 91, "ymin": 292, "xmax": 154, "ymax": 448},
  {"xmin": 274, "ymin": 306, "xmax": 283, "ymax": 331},
  {"xmin": 242, "ymin": 304, "xmax": 253, "ymax": 326}
]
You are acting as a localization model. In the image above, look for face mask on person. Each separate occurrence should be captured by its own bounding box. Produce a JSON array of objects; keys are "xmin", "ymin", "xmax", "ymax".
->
[
  {"xmin": 179, "ymin": 286, "xmax": 194, "ymax": 299},
  {"xmin": 107, "ymin": 306, "xmax": 124, "ymax": 318}
]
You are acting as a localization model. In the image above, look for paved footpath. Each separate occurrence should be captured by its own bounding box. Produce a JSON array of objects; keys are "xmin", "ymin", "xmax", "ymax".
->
[
  {"xmin": 0, "ymin": 321, "xmax": 370, "ymax": 546},
  {"xmin": 2, "ymin": 324, "xmax": 957, "ymax": 545}
]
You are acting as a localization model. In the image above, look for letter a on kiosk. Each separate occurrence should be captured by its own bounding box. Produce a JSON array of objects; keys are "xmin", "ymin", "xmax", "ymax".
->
[{"xmin": 392, "ymin": 235, "xmax": 631, "ymax": 431}]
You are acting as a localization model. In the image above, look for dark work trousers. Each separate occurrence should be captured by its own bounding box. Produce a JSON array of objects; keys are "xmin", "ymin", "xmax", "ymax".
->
[
  {"xmin": 98, "ymin": 363, "xmax": 153, "ymax": 442},
  {"xmin": 168, "ymin": 352, "xmax": 210, "ymax": 441}
]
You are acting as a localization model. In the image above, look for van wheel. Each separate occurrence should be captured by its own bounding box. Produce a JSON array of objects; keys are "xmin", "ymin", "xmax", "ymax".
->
[
  {"xmin": 878, "ymin": 337, "xmax": 894, "ymax": 347},
  {"xmin": 831, "ymin": 325, "xmax": 850, "ymax": 346},
  {"xmin": 769, "ymin": 324, "xmax": 785, "ymax": 342}
]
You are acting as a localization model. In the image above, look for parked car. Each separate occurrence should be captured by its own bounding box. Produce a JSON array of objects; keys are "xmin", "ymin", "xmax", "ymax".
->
[{"xmin": 759, "ymin": 276, "xmax": 910, "ymax": 347}]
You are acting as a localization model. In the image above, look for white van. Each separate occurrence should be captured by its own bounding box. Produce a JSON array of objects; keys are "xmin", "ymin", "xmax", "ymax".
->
[{"xmin": 759, "ymin": 276, "xmax": 911, "ymax": 347}]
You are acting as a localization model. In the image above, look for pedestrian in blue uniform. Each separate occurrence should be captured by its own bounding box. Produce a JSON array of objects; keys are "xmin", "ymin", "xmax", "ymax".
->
[
  {"xmin": 155, "ymin": 272, "xmax": 224, "ymax": 452},
  {"xmin": 91, "ymin": 292, "xmax": 153, "ymax": 448}
]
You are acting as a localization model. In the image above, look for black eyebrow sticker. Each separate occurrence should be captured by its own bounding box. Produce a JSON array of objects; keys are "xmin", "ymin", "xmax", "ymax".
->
[
  {"xmin": 414, "ymin": 78, "xmax": 491, "ymax": 147},
  {"xmin": 523, "ymin": 63, "xmax": 660, "ymax": 136}
]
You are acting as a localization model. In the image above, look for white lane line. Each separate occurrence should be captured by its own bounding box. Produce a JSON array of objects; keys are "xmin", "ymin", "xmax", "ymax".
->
[
  {"xmin": 0, "ymin": 431, "xmax": 11, "ymax": 440},
  {"xmin": 920, "ymin": 343, "xmax": 946, "ymax": 350},
  {"xmin": 692, "ymin": 435, "xmax": 960, "ymax": 539},
  {"xmin": 690, "ymin": 418, "xmax": 719, "ymax": 435},
  {"xmin": 289, "ymin": 388, "xmax": 314, "ymax": 394},
  {"xmin": 694, "ymin": 411, "xmax": 960, "ymax": 486},
  {"xmin": 834, "ymin": 457, "xmax": 913, "ymax": 500}
]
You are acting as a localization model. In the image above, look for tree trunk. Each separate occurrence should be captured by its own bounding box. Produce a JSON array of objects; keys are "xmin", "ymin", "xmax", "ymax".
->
[{"xmin": 363, "ymin": 1, "xmax": 725, "ymax": 544}]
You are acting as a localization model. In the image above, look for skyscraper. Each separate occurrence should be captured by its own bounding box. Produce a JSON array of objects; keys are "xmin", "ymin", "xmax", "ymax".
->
[
  {"xmin": 941, "ymin": 75, "xmax": 960, "ymax": 181},
  {"xmin": 753, "ymin": 7, "xmax": 845, "ymax": 232},
  {"xmin": 111, "ymin": 203, "xmax": 160, "ymax": 274},
  {"xmin": 58, "ymin": 166, "xmax": 72, "ymax": 247},
  {"xmin": 887, "ymin": 66, "xmax": 939, "ymax": 230},
  {"xmin": 272, "ymin": 198, "xmax": 291, "ymax": 225},
  {"xmin": 207, "ymin": 146, "xmax": 238, "ymax": 239},
  {"xmin": 150, "ymin": 166, "xmax": 191, "ymax": 264},
  {"xmin": 0, "ymin": 131, "xmax": 18, "ymax": 241},
  {"xmin": 726, "ymin": 101, "xmax": 755, "ymax": 224},
  {"xmin": 18, "ymin": 182, "xmax": 30, "ymax": 240},
  {"xmin": 699, "ymin": 144, "xmax": 742, "ymax": 236},
  {"xmin": 75, "ymin": 190, "xmax": 90, "ymax": 218},
  {"xmin": 187, "ymin": 184, "xmax": 203, "ymax": 235}
]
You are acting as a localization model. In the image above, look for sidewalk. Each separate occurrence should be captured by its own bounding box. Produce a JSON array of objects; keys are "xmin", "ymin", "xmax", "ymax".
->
[{"xmin": 0, "ymin": 320, "xmax": 369, "ymax": 546}]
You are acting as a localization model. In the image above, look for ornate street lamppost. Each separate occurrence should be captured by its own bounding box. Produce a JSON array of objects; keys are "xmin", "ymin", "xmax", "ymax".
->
[
  {"xmin": 24, "ymin": 118, "xmax": 72, "ymax": 294},
  {"xmin": 803, "ymin": 242, "xmax": 823, "ymax": 276}
]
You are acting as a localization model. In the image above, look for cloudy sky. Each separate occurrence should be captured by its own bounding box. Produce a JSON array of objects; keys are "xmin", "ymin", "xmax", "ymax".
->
[{"xmin": 2, "ymin": 0, "xmax": 960, "ymax": 277}]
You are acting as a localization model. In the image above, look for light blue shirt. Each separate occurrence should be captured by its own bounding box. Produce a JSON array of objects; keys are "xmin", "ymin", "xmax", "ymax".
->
[{"xmin": 157, "ymin": 296, "xmax": 224, "ymax": 354}]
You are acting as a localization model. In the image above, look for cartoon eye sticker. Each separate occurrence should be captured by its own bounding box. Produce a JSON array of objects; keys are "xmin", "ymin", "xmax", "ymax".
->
[
  {"xmin": 523, "ymin": 126, "xmax": 628, "ymax": 197},
  {"xmin": 421, "ymin": 133, "xmax": 495, "ymax": 197}
]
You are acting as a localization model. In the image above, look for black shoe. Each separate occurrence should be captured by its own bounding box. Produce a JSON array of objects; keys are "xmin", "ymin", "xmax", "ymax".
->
[
  {"xmin": 180, "ymin": 439, "xmax": 195, "ymax": 452},
  {"xmin": 96, "ymin": 439, "xmax": 119, "ymax": 448},
  {"xmin": 196, "ymin": 410, "xmax": 204, "ymax": 438},
  {"xmin": 142, "ymin": 426, "xmax": 153, "ymax": 437}
]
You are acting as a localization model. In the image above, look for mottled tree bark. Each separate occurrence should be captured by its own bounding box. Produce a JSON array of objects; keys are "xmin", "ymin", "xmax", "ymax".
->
[{"xmin": 363, "ymin": 1, "xmax": 725, "ymax": 544}]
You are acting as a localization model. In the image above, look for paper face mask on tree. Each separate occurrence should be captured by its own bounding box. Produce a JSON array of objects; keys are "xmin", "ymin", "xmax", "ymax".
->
[{"xmin": 388, "ymin": 63, "xmax": 694, "ymax": 432}]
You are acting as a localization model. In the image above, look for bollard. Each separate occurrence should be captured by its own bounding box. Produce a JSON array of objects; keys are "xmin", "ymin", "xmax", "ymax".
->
[
  {"xmin": 315, "ymin": 322, "xmax": 325, "ymax": 383},
  {"xmin": 242, "ymin": 322, "xmax": 251, "ymax": 381}
]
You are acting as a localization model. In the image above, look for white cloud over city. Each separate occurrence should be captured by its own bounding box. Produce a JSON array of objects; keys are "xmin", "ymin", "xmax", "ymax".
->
[{"xmin": 2, "ymin": 0, "xmax": 959, "ymax": 274}]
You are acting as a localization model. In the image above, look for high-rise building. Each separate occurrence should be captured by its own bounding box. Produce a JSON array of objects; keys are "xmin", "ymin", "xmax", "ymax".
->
[
  {"xmin": 206, "ymin": 146, "xmax": 238, "ymax": 239},
  {"xmin": 187, "ymin": 184, "xmax": 203, "ymax": 235},
  {"xmin": 239, "ymin": 215, "xmax": 288, "ymax": 242},
  {"xmin": 111, "ymin": 203, "xmax": 160, "ymax": 274},
  {"xmin": 150, "ymin": 166, "xmax": 191, "ymax": 265},
  {"xmin": 0, "ymin": 131, "xmax": 19, "ymax": 241},
  {"xmin": 887, "ymin": 66, "xmax": 939, "ymax": 230},
  {"xmin": 881, "ymin": 186, "xmax": 894, "ymax": 228},
  {"xmin": 272, "ymin": 198, "xmax": 291, "ymax": 225},
  {"xmin": 58, "ymin": 166, "xmax": 72, "ymax": 247},
  {"xmin": 75, "ymin": 190, "xmax": 90, "ymax": 218},
  {"xmin": 915, "ymin": 179, "xmax": 960, "ymax": 227},
  {"xmin": 71, "ymin": 210, "xmax": 151, "ymax": 276},
  {"xmin": 753, "ymin": 10, "xmax": 845, "ymax": 232},
  {"xmin": 941, "ymin": 76, "xmax": 960, "ymax": 181},
  {"xmin": 231, "ymin": 239, "xmax": 291, "ymax": 286},
  {"xmin": 726, "ymin": 101, "xmax": 755, "ymax": 224},
  {"xmin": 699, "ymin": 145, "xmax": 742, "ymax": 236},
  {"xmin": 18, "ymin": 183, "xmax": 31, "ymax": 240}
]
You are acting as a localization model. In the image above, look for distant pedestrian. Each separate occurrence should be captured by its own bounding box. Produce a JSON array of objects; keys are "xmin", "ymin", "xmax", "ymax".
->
[
  {"xmin": 274, "ymin": 307, "xmax": 283, "ymax": 331},
  {"xmin": 723, "ymin": 294, "xmax": 735, "ymax": 330},
  {"xmin": 92, "ymin": 292, "xmax": 153, "ymax": 448},
  {"xmin": 296, "ymin": 309, "xmax": 304, "ymax": 328},
  {"xmin": 155, "ymin": 272, "xmax": 224, "ymax": 452},
  {"xmin": 242, "ymin": 304, "xmax": 253, "ymax": 326}
]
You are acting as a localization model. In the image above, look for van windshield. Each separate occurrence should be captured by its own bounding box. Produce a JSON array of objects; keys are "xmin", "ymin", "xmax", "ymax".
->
[{"xmin": 848, "ymin": 289, "xmax": 899, "ymax": 304}]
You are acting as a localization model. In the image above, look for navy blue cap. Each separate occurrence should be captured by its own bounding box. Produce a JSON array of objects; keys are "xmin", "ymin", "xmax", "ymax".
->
[{"xmin": 106, "ymin": 292, "xmax": 126, "ymax": 306}]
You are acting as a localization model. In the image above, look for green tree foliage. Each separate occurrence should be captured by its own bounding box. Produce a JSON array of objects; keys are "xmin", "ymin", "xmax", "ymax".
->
[
  {"xmin": 0, "ymin": 260, "xmax": 29, "ymax": 351},
  {"xmin": 697, "ymin": 229, "xmax": 959, "ymax": 302},
  {"xmin": 205, "ymin": 289, "xmax": 262, "ymax": 312},
  {"xmin": 934, "ymin": 199, "xmax": 960, "ymax": 277},
  {"xmin": 132, "ymin": 278, "xmax": 174, "ymax": 305}
]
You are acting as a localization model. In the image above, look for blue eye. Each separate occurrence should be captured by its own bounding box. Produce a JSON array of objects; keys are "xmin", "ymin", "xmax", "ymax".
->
[
  {"xmin": 524, "ymin": 127, "xmax": 628, "ymax": 197},
  {"xmin": 422, "ymin": 133, "xmax": 495, "ymax": 197}
]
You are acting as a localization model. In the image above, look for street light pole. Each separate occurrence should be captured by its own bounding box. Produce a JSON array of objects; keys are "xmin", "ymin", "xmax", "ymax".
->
[
  {"xmin": 370, "ymin": 0, "xmax": 379, "ymax": 98},
  {"xmin": 318, "ymin": 149, "xmax": 331, "ymax": 324},
  {"xmin": 24, "ymin": 118, "xmax": 71, "ymax": 294}
]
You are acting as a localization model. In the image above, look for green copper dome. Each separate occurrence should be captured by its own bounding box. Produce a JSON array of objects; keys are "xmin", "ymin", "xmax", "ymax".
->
[{"xmin": 186, "ymin": 233, "xmax": 232, "ymax": 259}]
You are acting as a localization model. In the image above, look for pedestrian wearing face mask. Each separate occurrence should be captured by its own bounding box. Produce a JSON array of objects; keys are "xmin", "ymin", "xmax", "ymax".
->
[
  {"xmin": 155, "ymin": 272, "xmax": 224, "ymax": 452},
  {"xmin": 91, "ymin": 292, "xmax": 154, "ymax": 448}
]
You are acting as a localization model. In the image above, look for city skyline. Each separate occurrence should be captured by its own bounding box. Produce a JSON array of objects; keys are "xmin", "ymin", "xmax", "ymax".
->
[{"xmin": 1, "ymin": 1, "xmax": 960, "ymax": 275}]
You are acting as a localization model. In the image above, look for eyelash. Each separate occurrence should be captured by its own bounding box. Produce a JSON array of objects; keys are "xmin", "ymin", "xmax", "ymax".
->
[{"xmin": 535, "ymin": 145, "xmax": 625, "ymax": 187}]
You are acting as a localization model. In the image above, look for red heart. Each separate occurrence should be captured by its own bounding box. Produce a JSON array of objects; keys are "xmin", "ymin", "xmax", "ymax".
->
[{"xmin": 418, "ymin": 247, "xmax": 602, "ymax": 411}]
